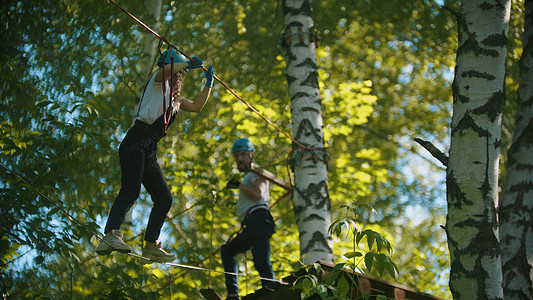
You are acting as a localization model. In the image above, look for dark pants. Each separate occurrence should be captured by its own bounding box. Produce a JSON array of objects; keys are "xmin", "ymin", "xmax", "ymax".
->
[
  {"xmin": 103, "ymin": 125, "xmax": 172, "ymax": 243},
  {"xmin": 221, "ymin": 209, "xmax": 275, "ymax": 295}
]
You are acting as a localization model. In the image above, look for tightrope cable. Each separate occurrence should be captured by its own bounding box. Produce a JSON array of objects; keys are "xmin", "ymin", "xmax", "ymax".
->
[
  {"xmin": 0, "ymin": 161, "xmax": 96, "ymax": 236},
  {"xmin": 107, "ymin": 0, "xmax": 308, "ymax": 150},
  {"xmin": 0, "ymin": 161, "xmax": 286, "ymax": 285}
]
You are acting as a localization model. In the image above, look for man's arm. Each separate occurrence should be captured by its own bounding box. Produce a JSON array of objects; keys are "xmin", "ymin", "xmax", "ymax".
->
[
  {"xmin": 240, "ymin": 177, "xmax": 267, "ymax": 201},
  {"xmin": 250, "ymin": 163, "xmax": 291, "ymax": 190}
]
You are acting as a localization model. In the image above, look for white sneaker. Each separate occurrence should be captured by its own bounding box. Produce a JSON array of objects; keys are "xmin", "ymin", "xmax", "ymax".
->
[
  {"xmin": 141, "ymin": 241, "xmax": 176, "ymax": 264},
  {"xmin": 96, "ymin": 230, "xmax": 132, "ymax": 255}
]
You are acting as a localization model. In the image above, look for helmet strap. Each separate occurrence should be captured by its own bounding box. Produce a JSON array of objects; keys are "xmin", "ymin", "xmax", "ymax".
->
[
  {"xmin": 157, "ymin": 39, "xmax": 163, "ymax": 56},
  {"xmin": 245, "ymin": 152, "xmax": 254, "ymax": 171}
]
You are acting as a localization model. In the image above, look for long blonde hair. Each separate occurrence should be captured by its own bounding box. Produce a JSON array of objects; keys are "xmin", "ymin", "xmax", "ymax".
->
[{"xmin": 171, "ymin": 70, "xmax": 186, "ymax": 114}]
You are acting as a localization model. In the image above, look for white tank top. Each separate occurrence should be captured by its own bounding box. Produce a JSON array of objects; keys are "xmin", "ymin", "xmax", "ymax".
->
[
  {"xmin": 236, "ymin": 172, "xmax": 270, "ymax": 222},
  {"xmin": 136, "ymin": 73, "xmax": 172, "ymax": 125}
]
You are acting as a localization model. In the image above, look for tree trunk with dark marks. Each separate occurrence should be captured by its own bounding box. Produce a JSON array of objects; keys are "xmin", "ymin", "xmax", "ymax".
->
[
  {"xmin": 280, "ymin": 0, "xmax": 333, "ymax": 264},
  {"xmin": 446, "ymin": 0, "xmax": 510, "ymax": 298},
  {"xmin": 500, "ymin": 1, "xmax": 533, "ymax": 299},
  {"xmin": 125, "ymin": 0, "xmax": 162, "ymax": 225}
]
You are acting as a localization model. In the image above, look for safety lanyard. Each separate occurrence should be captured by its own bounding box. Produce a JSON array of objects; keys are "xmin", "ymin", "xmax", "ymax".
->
[{"xmin": 161, "ymin": 56, "xmax": 174, "ymax": 134}]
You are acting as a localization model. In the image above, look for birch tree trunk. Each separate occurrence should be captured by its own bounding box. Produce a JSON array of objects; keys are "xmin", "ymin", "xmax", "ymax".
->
[
  {"xmin": 500, "ymin": 1, "xmax": 533, "ymax": 299},
  {"xmin": 135, "ymin": 0, "xmax": 162, "ymax": 106},
  {"xmin": 125, "ymin": 0, "xmax": 161, "ymax": 226},
  {"xmin": 280, "ymin": 0, "xmax": 333, "ymax": 264},
  {"xmin": 446, "ymin": 0, "xmax": 511, "ymax": 299}
]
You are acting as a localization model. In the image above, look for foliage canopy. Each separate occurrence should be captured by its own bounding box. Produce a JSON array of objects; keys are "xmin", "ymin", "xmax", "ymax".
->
[{"xmin": 0, "ymin": 0, "xmax": 524, "ymax": 298}]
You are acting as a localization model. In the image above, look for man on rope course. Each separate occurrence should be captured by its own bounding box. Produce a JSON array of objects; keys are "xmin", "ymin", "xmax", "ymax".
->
[
  {"xmin": 96, "ymin": 49, "xmax": 215, "ymax": 264},
  {"xmin": 221, "ymin": 138, "xmax": 276, "ymax": 300}
]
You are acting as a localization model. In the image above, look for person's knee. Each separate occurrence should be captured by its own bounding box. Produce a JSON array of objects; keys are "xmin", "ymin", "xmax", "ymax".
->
[
  {"xmin": 161, "ymin": 195, "xmax": 172, "ymax": 211},
  {"xmin": 116, "ymin": 189, "xmax": 141, "ymax": 204},
  {"xmin": 154, "ymin": 192, "xmax": 172, "ymax": 211},
  {"xmin": 221, "ymin": 244, "xmax": 237, "ymax": 262},
  {"xmin": 254, "ymin": 258, "xmax": 272, "ymax": 270},
  {"xmin": 221, "ymin": 244, "xmax": 230, "ymax": 258}
]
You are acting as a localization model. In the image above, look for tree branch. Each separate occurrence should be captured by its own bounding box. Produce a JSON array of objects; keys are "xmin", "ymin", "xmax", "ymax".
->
[
  {"xmin": 442, "ymin": 5, "xmax": 459, "ymax": 19},
  {"xmin": 414, "ymin": 137, "xmax": 448, "ymax": 167}
]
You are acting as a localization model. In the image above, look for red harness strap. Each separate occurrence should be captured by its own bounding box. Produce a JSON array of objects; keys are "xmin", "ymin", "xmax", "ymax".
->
[{"xmin": 161, "ymin": 56, "xmax": 174, "ymax": 134}]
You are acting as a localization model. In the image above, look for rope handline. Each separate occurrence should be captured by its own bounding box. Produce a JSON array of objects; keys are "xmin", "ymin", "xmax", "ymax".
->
[
  {"xmin": 162, "ymin": 63, "xmax": 168, "ymax": 132},
  {"xmin": 269, "ymin": 189, "xmax": 292, "ymax": 210},
  {"xmin": 0, "ymin": 161, "xmax": 97, "ymax": 237},
  {"xmin": 161, "ymin": 54, "xmax": 174, "ymax": 134},
  {"xmin": 285, "ymin": 145, "xmax": 302, "ymax": 188},
  {"xmin": 108, "ymin": 0, "xmax": 171, "ymax": 45},
  {"xmin": 128, "ymin": 252, "xmax": 285, "ymax": 284},
  {"xmin": 0, "ymin": 161, "xmax": 286, "ymax": 285},
  {"xmin": 107, "ymin": 0, "xmax": 309, "ymax": 150}
]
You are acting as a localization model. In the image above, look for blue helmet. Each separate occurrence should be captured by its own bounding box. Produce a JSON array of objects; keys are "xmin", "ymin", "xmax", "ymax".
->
[
  {"xmin": 157, "ymin": 49, "xmax": 188, "ymax": 68},
  {"xmin": 232, "ymin": 138, "xmax": 255, "ymax": 153}
]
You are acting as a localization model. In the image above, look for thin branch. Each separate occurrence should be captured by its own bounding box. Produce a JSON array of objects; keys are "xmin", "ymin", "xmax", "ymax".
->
[
  {"xmin": 414, "ymin": 137, "xmax": 448, "ymax": 167},
  {"xmin": 442, "ymin": 5, "xmax": 459, "ymax": 19},
  {"xmin": 355, "ymin": 124, "xmax": 446, "ymax": 170}
]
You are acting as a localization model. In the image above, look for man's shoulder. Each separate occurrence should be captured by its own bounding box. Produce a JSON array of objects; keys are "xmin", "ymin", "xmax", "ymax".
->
[
  {"xmin": 244, "ymin": 171, "xmax": 265, "ymax": 184},
  {"xmin": 244, "ymin": 171, "xmax": 258, "ymax": 180},
  {"xmin": 244, "ymin": 172, "xmax": 268, "ymax": 187}
]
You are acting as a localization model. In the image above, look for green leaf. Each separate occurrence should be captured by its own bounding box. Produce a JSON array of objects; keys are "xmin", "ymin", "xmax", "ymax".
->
[
  {"xmin": 302, "ymin": 277, "xmax": 313, "ymax": 294},
  {"xmin": 344, "ymin": 251, "xmax": 363, "ymax": 258},
  {"xmin": 375, "ymin": 253, "xmax": 387, "ymax": 277},
  {"xmin": 366, "ymin": 230, "xmax": 375, "ymax": 250},
  {"xmin": 337, "ymin": 275, "xmax": 350, "ymax": 297},
  {"xmin": 365, "ymin": 252, "xmax": 374, "ymax": 272},
  {"xmin": 356, "ymin": 230, "xmax": 365, "ymax": 245}
]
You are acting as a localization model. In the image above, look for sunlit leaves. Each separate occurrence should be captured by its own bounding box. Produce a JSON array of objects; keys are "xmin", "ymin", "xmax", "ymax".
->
[
  {"xmin": 3, "ymin": 0, "xmax": 516, "ymax": 298},
  {"xmin": 328, "ymin": 204, "xmax": 397, "ymax": 279},
  {"xmin": 323, "ymin": 81, "xmax": 377, "ymax": 137}
]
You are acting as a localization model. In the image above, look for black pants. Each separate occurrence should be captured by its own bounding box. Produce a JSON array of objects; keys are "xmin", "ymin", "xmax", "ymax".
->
[
  {"xmin": 221, "ymin": 209, "xmax": 275, "ymax": 295},
  {"xmin": 103, "ymin": 126, "xmax": 172, "ymax": 243}
]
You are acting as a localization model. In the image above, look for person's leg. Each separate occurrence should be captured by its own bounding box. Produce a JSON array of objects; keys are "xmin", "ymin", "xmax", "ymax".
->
[
  {"xmin": 141, "ymin": 148, "xmax": 173, "ymax": 243},
  {"xmin": 221, "ymin": 232, "xmax": 250, "ymax": 297},
  {"xmin": 250, "ymin": 236, "xmax": 274, "ymax": 287},
  {"xmin": 97, "ymin": 137, "xmax": 145, "ymax": 255},
  {"xmin": 248, "ymin": 229, "xmax": 275, "ymax": 287},
  {"xmin": 138, "ymin": 147, "xmax": 176, "ymax": 264},
  {"xmin": 104, "ymin": 146, "xmax": 145, "ymax": 234},
  {"xmin": 246, "ymin": 210, "xmax": 275, "ymax": 288}
]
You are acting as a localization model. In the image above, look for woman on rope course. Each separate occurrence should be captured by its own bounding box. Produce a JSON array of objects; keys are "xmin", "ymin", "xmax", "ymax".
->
[{"xmin": 96, "ymin": 49, "xmax": 215, "ymax": 264}]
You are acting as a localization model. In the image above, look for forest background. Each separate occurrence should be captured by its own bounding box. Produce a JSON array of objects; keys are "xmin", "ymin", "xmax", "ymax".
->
[{"xmin": 0, "ymin": 0, "xmax": 525, "ymax": 299}]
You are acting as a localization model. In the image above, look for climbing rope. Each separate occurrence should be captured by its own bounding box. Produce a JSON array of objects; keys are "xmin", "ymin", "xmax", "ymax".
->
[
  {"xmin": 0, "ymin": 161, "xmax": 286, "ymax": 285},
  {"xmin": 107, "ymin": 0, "xmax": 309, "ymax": 150},
  {"xmin": 161, "ymin": 54, "xmax": 174, "ymax": 134}
]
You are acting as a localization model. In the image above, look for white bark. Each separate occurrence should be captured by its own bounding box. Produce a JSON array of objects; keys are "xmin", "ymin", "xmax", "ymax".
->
[
  {"xmin": 125, "ymin": 0, "xmax": 161, "ymax": 225},
  {"xmin": 136, "ymin": 0, "xmax": 161, "ymax": 100},
  {"xmin": 281, "ymin": 0, "xmax": 333, "ymax": 264},
  {"xmin": 501, "ymin": 1, "xmax": 533, "ymax": 299},
  {"xmin": 447, "ymin": 0, "xmax": 510, "ymax": 299}
]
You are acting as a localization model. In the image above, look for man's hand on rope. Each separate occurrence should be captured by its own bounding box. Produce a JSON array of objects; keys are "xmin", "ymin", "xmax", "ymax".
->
[
  {"xmin": 187, "ymin": 56, "xmax": 203, "ymax": 69},
  {"xmin": 205, "ymin": 66, "xmax": 214, "ymax": 87},
  {"xmin": 224, "ymin": 176, "xmax": 241, "ymax": 190}
]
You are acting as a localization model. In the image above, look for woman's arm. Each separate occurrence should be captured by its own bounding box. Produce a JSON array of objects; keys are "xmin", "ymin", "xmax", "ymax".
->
[
  {"xmin": 180, "ymin": 85, "xmax": 212, "ymax": 112},
  {"xmin": 179, "ymin": 65, "xmax": 214, "ymax": 112}
]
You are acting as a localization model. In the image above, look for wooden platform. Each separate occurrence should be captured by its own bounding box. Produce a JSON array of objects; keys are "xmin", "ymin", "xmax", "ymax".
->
[{"xmin": 201, "ymin": 261, "xmax": 443, "ymax": 300}]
